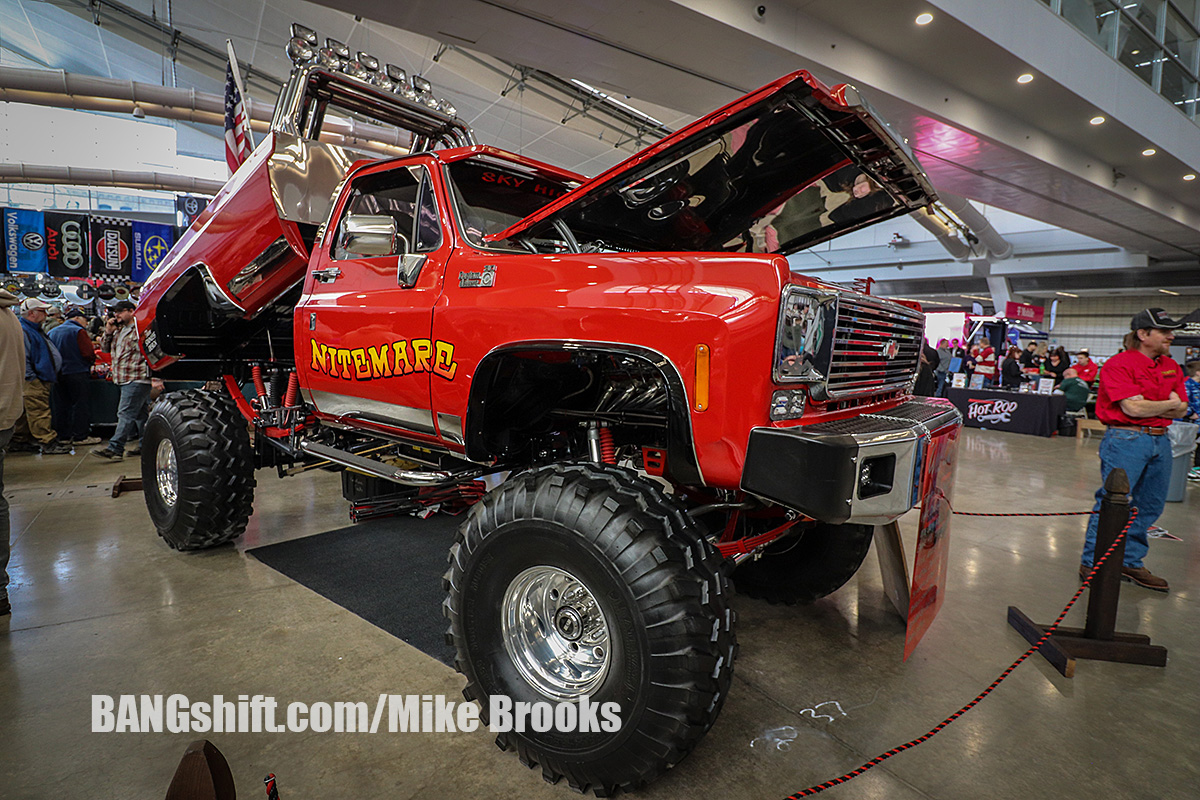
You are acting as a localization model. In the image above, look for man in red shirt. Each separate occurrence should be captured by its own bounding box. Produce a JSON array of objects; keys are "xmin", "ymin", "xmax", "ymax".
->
[
  {"xmin": 1072, "ymin": 349, "xmax": 1098, "ymax": 384},
  {"xmin": 1080, "ymin": 309, "xmax": 1188, "ymax": 591}
]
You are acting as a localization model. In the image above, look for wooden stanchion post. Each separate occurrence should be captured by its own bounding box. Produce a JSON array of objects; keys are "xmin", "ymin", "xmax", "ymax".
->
[{"xmin": 1007, "ymin": 468, "xmax": 1167, "ymax": 677}]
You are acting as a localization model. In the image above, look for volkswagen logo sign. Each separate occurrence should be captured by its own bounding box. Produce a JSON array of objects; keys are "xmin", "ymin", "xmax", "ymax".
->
[
  {"xmin": 22, "ymin": 232, "xmax": 44, "ymax": 250},
  {"xmin": 880, "ymin": 340, "xmax": 900, "ymax": 360}
]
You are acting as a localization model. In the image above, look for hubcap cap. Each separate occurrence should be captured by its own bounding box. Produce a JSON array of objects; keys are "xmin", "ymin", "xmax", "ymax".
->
[
  {"xmin": 155, "ymin": 439, "xmax": 178, "ymax": 508},
  {"xmin": 501, "ymin": 566, "xmax": 612, "ymax": 701}
]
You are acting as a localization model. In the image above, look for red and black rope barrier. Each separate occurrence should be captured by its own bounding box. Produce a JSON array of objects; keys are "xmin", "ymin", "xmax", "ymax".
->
[{"xmin": 781, "ymin": 507, "xmax": 1138, "ymax": 799}]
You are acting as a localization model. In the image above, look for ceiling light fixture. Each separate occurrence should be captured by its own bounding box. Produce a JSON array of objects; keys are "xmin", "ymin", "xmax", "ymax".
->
[
  {"xmin": 1090, "ymin": 116, "xmax": 1106, "ymax": 125},
  {"xmin": 915, "ymin": 12, "xmax": 934, "ymax": 25},
  {"xmin": 1159, "ymin": 288, "xmax": 1180, "ymax": 295},
  {"xmin": 1017, "ymin": 73, "xmax": 1034, "ymax": 84},
  {"xmin": 1055, "ymin": 291, "xmax": 1079, "ymax": 297},
  {"xmin": 1186, "ymin": 174, "xmax": 1197, "ymax": 181},
  {"xmin": 1142, "ymin": 148, "xmax": 1157, "ymax": 156}
]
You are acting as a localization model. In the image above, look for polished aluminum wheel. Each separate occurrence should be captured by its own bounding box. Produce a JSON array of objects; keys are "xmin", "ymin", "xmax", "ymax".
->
[
  {"xmin": 155, "ymin": 438, "xmax": 178, "ymax": 508},
  {"xmin": 501, "ymin": 565, "xmax": 612, "ymax": 701}
]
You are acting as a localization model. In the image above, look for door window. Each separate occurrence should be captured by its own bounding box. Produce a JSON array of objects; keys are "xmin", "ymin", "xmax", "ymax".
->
[{"xmin": 332, "ymin": 166, "xmax": 441, "ymax": 260}]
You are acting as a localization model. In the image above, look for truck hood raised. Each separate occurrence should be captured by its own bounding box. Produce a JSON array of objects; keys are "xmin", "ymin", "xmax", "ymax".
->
[{"xmin": 487, "ymin": 71, "xmax": 935, "ymax": 255}]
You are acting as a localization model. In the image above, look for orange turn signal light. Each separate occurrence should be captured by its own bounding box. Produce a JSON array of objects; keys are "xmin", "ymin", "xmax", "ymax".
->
[{"xmin": 694, "ymin": 344, "xmax": 710, "ymax": 411}]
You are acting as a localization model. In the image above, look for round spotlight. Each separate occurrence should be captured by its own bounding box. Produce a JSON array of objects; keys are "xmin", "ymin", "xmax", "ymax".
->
[
  {"xmin": 1089, "ymin": 116, "xmax": 1106, "ymax": 125},
  {"xmin": 286, "ymin": 36, "xmax": 315, "ymax": 64},
  {"xmin": 1142, "ymin": 148, "xmax": 1157, "ymax": 156},
  {"xmin": 1185, "ymin": 173, "xmax": 1197, "ymax": 181},
  {"xmin": 915, "ymin": 12, "xmax": 933, "ymax": 25},
  {"xmin": 1017, "ymin": 73, "xmax": 1033, "ymax": 84}
]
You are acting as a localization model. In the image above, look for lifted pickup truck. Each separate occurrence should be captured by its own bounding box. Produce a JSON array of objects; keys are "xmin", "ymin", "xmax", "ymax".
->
[{"xmin": 135, "ymin": 30, "xmax": 960, "ymax": 795}]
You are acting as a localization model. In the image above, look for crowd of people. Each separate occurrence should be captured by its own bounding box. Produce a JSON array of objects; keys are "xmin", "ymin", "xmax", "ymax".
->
[
  {"xmin": 919, "ymin": 337, "xmax": 1100, "ymax": 398},
  {"xmin": 2, "ymin": 291, "xmax": 154, "ymax": 462}
]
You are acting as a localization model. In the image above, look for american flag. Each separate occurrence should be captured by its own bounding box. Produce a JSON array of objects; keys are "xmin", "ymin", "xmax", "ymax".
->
[{"xmin": 224, "ymin": 58, "xmax": 253, "ymax": 175}]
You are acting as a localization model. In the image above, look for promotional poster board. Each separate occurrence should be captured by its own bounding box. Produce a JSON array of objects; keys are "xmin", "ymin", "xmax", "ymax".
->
[
  {"xmin": 3, "ymin": 207, "xmax": 49, "ymax": 273},
  {"xmin": 44, "ymin": 212, "xmax": 90, "ymax": 278},
  {"xmin": 89, "ymin": 216, "xmax": 134, "ymax": 280}
]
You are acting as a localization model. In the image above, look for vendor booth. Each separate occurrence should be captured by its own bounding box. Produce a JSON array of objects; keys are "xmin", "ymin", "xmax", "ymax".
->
[{"xmin": 945, "ymin": 386, "xmax": 1066, "ymax": 437}]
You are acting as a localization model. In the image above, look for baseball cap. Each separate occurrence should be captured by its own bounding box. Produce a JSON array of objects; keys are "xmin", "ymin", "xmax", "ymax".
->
[
  {"xmin": 1075, "ymin": 348, "xmax": 1089, "ymax": 355},
  {"xmin": 20, "ymin": 297, "xmax": 52, "ymax": 313},
  {"xmin": 65, "ymin": 308, "xmax": 87, "ymax": 319},
  {"xmin": 111, "ymin": 300, "xmax": 136, "ymax": 311},
  {"xmin": 1130, "ymin": 308, "xmax": 1182, "ymax": 330}
]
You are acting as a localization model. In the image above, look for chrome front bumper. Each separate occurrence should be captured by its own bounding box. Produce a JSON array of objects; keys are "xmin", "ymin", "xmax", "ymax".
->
[{"xmin": 740, "ymin": 398, "xmax": 962, "ymax": 525}]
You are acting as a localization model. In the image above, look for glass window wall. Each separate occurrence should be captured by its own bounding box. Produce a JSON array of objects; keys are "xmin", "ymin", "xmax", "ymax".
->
[{"xmin": 1049, "ymin": 0, "xmax": 1200, "ymax": 119}]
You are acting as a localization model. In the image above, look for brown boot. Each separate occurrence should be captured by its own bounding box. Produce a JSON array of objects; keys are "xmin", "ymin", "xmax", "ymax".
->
[{"xmin": 1121, "ymin": 566, "xmax": 1169, "ymax": 592}]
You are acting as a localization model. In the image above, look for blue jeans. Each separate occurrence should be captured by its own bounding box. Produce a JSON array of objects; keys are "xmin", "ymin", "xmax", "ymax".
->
[
  {"xmin": 1081, "ymin": 429, "xmax": 1171, "ymax": 568},
  {"xmin": 108, "ymin": 381, "xmax": 153, "ymax": 452}
]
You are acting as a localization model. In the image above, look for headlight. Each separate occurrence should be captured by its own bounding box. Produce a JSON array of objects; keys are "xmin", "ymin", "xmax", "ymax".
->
[{"xmin": 773, "ymin": 286, "xmax": 837, "ymax": 385}]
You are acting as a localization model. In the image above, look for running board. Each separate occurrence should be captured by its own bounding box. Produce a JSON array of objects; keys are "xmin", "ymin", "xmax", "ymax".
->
[{"xmin": 299, "ymin": 441, "xmax": 456, "ymax": 487}]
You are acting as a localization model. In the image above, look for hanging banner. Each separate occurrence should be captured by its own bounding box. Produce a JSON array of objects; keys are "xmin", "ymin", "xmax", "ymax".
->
[
  {"xmin": 1004, "ymin": 301, "xmax": 1045, "ymax": 324},
  {"xmin": 1174, "ymin": 308, "xmax": 1200, "ymax": 345},
  {"xmin": 132, "ymin": 221, "xmax": 176, "ymax": 283},
  {"xmin": 3, "ymin": 208, "xmax": 49, "ymax": 274},
  {"xmin": 176, "ymin": 195, "xmax": 210, "ymax": 230},
  {"xmin": 89, "ymin": 216, "xmax": 134, "ymax": 280},
  {"xmin": 44, "ymin": 212, "xmax": 90, "ymax": 278}
]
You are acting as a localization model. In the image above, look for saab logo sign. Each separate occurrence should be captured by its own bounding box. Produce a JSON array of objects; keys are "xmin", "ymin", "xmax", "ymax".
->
[
  {"xmin": 967, "ymin": 397, "xmax": 1018, "ymax": 425},
  {"xmin": 310, "ymin": 337, "xmax": 459, "ymax": 381}
]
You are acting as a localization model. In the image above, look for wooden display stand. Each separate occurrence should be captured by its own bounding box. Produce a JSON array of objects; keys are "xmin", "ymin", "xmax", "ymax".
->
[{"xmin": 1007, "ymin": 469, "xmax": 1168, "ymax": 677}]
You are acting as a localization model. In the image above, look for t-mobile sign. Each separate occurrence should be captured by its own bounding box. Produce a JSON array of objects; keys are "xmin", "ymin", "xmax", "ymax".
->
[{"xmin": 1005, "ymin": 301, "xmax": 1044, "ymax": 324}]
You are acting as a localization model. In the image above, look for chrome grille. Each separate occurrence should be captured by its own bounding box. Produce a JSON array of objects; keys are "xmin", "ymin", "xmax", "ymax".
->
[{"xmin": 826, "ymin": 294, "xmax": 923, "ymax": 399}]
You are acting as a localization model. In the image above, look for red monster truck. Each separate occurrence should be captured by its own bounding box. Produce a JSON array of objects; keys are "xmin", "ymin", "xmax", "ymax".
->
[{"xmin": 135, "ymin": 29, "xmax": 960, "ymax": 795}]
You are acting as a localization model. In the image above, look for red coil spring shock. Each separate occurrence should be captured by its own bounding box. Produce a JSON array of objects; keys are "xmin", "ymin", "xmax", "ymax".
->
[
  {"xmin": 251, "ymin": 365, "xmax": 267, "ymax": 400},
  {"xmin": 283, "ymin": 372, "xmax": 299, "ymax": 407},
  {"xmin": 598, "ymin": 426, "xmax": 617, "ymax": 464}
]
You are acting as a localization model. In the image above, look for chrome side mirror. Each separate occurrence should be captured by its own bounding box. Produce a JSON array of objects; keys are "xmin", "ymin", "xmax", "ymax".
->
[{"xmin": 340, "ymin": 214, "xmax": 404, "ymax": 256}]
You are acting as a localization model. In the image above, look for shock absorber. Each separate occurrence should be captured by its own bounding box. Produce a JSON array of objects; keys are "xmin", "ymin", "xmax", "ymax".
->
[
  {"xmin": 283, "ymin": 372, "xmax": 300, "ymax": 408},
  {"xmin": 587, "ymin": 422, "xmax": 617, "ymax": 465},
  {"xmin": 252, "ymin": 364, "xmax": 268, "ymax": 408}
]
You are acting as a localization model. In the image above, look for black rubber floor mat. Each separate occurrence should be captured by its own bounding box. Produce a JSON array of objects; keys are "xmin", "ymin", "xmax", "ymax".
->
[{"xmin": 249, "ymin": 514, "xmax": 460, "ymax": 665}]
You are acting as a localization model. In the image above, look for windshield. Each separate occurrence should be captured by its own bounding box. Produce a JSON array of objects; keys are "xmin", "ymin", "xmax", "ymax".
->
[{"xmin": 446, "ymin": 158, "xmax": 575, "ymax": 248}]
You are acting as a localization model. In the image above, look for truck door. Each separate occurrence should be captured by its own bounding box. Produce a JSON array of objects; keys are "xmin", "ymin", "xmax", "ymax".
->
[{"xmin": 295, "ymin": 161, "xmax": 449, "ymax": 442}]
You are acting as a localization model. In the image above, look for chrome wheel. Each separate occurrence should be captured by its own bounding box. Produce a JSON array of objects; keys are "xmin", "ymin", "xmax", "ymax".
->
[
  {"xmin": 501, "ymin": 565, "xmax": 611, "ymax": 701},
  {"xmin": 155, "ymin": 438, "xmax": 178, "ymax": 508}
]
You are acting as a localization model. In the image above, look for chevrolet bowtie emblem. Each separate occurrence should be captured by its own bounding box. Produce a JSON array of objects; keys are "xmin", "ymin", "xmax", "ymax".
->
[{"xmin": 881, "ymin": 340, "xmax": 900, "ymax": 359}]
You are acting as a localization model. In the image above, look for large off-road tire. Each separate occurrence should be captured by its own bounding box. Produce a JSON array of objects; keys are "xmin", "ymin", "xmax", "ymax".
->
[
  {"xmin": 732, "ymin": 521, "xmax": 874, "ymax": 604},
  {"xmin": 141, "ymin": 389, "xmax": 256, "ymax": 551},
  {"xmin": 444, "ymin": 463, "xmax": 736, "ymax": 796}
]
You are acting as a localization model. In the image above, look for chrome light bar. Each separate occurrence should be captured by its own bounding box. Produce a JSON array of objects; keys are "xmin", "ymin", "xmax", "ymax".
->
[{"xmin": 283, "ymin": 22, "xmax": 457, "ymax": 117}]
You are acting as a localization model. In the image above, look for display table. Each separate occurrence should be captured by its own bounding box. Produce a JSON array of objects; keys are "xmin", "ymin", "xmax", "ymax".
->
[{"xmin": 945, "ymin": 387, "xmax": 1067, "ymax": 437}]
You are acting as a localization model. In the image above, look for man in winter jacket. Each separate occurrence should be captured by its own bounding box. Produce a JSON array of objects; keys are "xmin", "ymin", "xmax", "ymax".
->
[
  {"xmin": 12, "ymin": 298, "xmax": 71, "ymax": 455},
  {"xmin": 1, "ymin": 288, "xmax": 26, "ymax": 614},
  {"xmin": 49, "ymin": 309, "xmax": 98, "ymax": 445}
]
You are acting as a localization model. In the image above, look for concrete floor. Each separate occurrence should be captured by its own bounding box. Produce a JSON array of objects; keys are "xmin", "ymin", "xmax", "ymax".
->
[{"xmin": 1, "ymin": 428, "xmax": 1197, "ymax": 800}]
